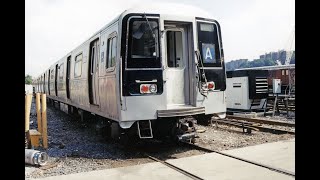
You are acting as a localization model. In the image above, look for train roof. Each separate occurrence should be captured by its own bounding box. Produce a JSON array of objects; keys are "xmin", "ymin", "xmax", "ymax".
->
[
  {"xmin": 36, "ymin": 3, "xmax": 215, "ymax": 78},
  {"xmin": 89, "ymin": 3, "xmax": 215, "ymax": 45},
  {"xmin": 122, "ymin": 3, "xmax": 213, "ymax": 19}
]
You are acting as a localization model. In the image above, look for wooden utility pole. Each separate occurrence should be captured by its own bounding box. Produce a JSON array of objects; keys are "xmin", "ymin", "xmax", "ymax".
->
[
  {"xmin": 41, "ymin": 94, "xmax": 48, "ymax": 149},
  {"xmin": 25, "ymin": 94, "xmax": 32, "ymax": 132}
]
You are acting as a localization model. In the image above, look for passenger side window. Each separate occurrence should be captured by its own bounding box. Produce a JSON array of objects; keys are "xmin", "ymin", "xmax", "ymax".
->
[
  {"xmin": 59, "ymin": 63, "xmax": 64, "ymax": 80},
  {"xmin": 74, "ymin": 53, "xmax": 83, "ymax": 77},
  {"xmin": 106, "ymin": 36, "xmax": 117, "ymax": 69},
  {"xmin": 51, "ymin": 70, "xmax": 54, "ymax": 79}
]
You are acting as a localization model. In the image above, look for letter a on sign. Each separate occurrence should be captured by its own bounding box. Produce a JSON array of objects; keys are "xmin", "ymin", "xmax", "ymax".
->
[
  {"xmin": 205, "ymin": 47, "xmax": 212, "ymax": 60},
  {"xmin": 202, "ymin": 43, "xmax": 216, "ymax": 63}
]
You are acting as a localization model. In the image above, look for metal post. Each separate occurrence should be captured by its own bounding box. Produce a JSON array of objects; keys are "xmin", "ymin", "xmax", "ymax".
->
[
  {"xmin": 36, "ymin": 93, "xmax": 42, "ymax": 134},
  {"xmin": 25, "ymin": 94, "xmax": 32, "ymax": 132},
  {"xmin": 285, "ymin": 98, "xmax": 289, "ymax": 117},
  {"xmin": 262, "ymin": 98, "xmax": 267, "ymax": 116},
  {"xmin": 41, "ymin": 94, "xmax": 48, "ymax": 149},
  {"xmin": 272, "ymin": 94, "xmax": 278, "ymax": 117},
  {"xmin": 276, "ymin": 95, "xmax": 280, "ymax": 114}
]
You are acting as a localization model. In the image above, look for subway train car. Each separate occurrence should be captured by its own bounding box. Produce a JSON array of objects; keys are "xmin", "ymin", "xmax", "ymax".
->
[
  {"xmin": 33, "ymin": 3, "xmax": 227, "ymax": 143},
  {"xmin": 235, "ymin": 64, "xmax": 295, "ymax": 94},
  {"xmin": 226, "ymin": 70, "xmax": 269, "ymax": 112}
]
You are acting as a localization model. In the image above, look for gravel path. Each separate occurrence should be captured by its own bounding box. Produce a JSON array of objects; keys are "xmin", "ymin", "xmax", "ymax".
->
[{"xmin": 25, "ymin": 98, "xmax": 295, "ymax": 179}]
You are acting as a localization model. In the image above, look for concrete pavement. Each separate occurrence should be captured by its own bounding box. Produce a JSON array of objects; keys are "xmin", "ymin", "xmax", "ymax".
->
[
  {"xmin": 31, "ymin": 138, "xmax": 295, "ymax": 180},
  {"xmin": 223, "ymin": 138, "xmax": 295, "ymax": 172}
]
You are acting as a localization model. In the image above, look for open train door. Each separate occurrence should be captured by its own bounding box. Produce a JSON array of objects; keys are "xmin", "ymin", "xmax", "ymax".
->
[
  {"xmin": 88, "ymin": 38, "xmax": 100, "ymax": 106},
  {"xmin": 48, "ymin": 70, "xmax": 50, "ymax": 95},
  {"xmin": 163, "ymin": 22, "xmax": 194, "ymax": 107},
  {"xmin": 66, "ymin": 55, "xmax": 71, "ymax": 99},
  {"xmin": 55, "ymin": 64, "xmax": 58, "ymax": 96}
]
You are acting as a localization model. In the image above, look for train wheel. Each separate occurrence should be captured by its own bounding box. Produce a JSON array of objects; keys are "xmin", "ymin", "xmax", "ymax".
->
[
  {"xmin": 103, "ymin": 124, "xmax": 112, "ymax": 141},
  {"xmin": 119, "ymin": 132, "xmax": 139, "ymax": 148},
  {"xmin": 193, "ymin": 114, "xmax": 213, "ymax": 126},
  {"xmin": 119, "ymin": 132, "xmax": 129, "ymax": 146}
]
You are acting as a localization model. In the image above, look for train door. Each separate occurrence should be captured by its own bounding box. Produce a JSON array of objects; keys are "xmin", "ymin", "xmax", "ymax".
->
[
  {"xmin": 88, "ymin": 38, "xmax": 100, "ymax": 105},
  {"xmin": 164, "ymin": 24, "xmax": 192, "ymax": 106},
  {"xmin": 66, "ymin": 55, "xmax": 71, "ymax": 99},
  {"xmin": 55, "ymin": 64, "xmax": 58, "ymax": 96}
]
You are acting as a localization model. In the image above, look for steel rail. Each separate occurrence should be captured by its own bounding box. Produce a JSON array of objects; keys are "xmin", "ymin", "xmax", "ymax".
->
[
  {"xmin": 250, "ymin": 124, "xmax": 295, "ymax": 134},
  {"xmin": 182, "ymin": 142, "xmax": 295, "ymax": 177},
  {"xmin": 146, "ymin": 153, "xmax": 204, "ymax": 180},
  {"xmin": 214, "ymin": 118, "xmax": 295, "ymax": 134},
  {"xmin": 226, "ymin": 115, "xmax": 295, "ymax": 127}
]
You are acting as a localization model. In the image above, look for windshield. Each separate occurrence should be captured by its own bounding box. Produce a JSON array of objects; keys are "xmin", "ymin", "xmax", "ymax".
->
[
  {"xmin": 197, "ymin": 22, "xmax": 222, "ymax": 67},
  {"xmin": 131, "ymin": 21, "xmax": 158, "ymax": 58},
  {"xmin": 127, "ymin": 18, "xmax": 161, "ymax": 68}
]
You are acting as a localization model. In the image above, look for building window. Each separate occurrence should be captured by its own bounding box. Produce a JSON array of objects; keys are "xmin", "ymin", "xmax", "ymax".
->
[
  {"xmin": 74, "ymin": 53, "xmax": 83, "ymax": 77},
  {"xmin": 282, "ymin": 70, "xmax": 285, "ymax": 75},
  {"xmin": 106, "ymin": 36, "xmax": 117, "ymax": 69},
  {"xmin": 286, "ymin": 70, "xmax": 289, "ymax": 75}
]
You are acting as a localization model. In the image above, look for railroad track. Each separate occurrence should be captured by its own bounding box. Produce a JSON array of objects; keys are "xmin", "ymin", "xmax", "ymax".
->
[
  {"xmin": 146, "ymin": 153, "xmax": 204, "ymax": 180},
  {"xmin": 143, "ymin": 141, "xmax": 295, "ymax": 179},
  {"xmin": 181, "ymin": 142, "xmax": 295, "ymax": 177},
  {"xmin": 141, "ymin": 116, "xmax": 295, "ymax": 179},
  {"xmin": 226, "ymin": 115, "xmax": 295, "ymax": 127},
  {"xmin": 212, "ymin": 117, "xmax": 295, "ymax": 135}
]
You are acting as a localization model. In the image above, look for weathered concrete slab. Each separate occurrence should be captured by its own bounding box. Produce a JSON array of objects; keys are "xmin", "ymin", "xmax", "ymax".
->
[
  {"xmin": 223, "ymin": 138, "xmax": 295, "ymax": 172},
  {"xmin": 167, "ymin": 152, "xmax": 294, "ymax": 180},
  {"xmin": 167, "ymin": 139, "xmax": 295, "ymax": 180},
  {"xmin": 31, "ymin": 139, "xmax": 295, "ymax": 180},
  {"xmin": 31, "ymin": 162, "xmax": 192, "ymax": 180}
]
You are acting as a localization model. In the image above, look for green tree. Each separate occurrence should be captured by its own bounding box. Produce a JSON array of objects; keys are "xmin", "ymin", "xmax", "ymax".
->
[{"xmin": 25, "ymin": 75, "xmax": 32, "ymax": 84}]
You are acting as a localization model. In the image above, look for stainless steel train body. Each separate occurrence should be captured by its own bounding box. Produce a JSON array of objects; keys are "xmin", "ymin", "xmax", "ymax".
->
[{"xmin": 33, "ymin": 4, "xmax": 227, "ymax": 141}]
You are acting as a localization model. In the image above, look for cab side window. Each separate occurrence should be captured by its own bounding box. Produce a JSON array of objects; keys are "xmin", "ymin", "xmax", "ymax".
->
[{"xmin": 106, "ymin": 36, "xmax": 117, "ymax": 69}]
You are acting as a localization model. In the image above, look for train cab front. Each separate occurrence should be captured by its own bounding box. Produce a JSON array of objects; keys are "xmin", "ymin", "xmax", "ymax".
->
[{"xmin": 119, "ymin": 13, "xmax": 226, "ymax": 142}]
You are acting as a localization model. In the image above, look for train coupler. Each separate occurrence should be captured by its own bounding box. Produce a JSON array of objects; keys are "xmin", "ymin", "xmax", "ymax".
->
[{"xmin": 177, "ymin": 132, "xmax": 196, "ymax": 143}]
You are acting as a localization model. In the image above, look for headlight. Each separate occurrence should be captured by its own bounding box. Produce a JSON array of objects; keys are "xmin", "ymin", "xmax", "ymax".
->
[
  {"xmin": 140, "ymin": 84, "xmax": 157, "ymax": 94},
  {"xmin": 149, "ymin": 84, "xmax": 157, "ymax": 93}
]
